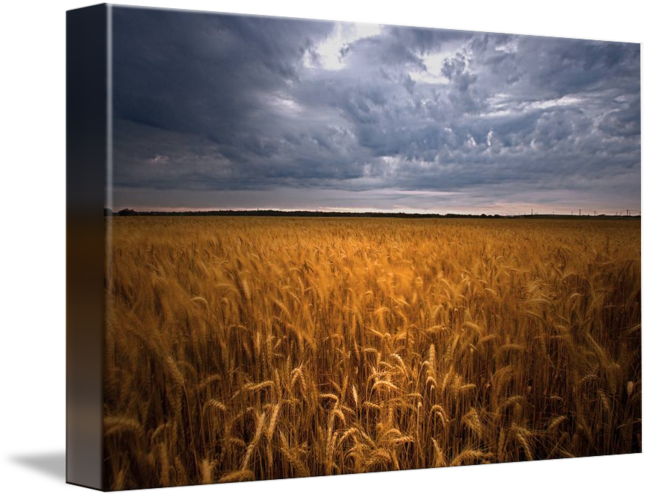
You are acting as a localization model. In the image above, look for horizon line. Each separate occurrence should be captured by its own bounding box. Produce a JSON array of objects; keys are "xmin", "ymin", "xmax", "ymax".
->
[{"xmin": 105, "ymin": 207, "xmax": 641, "ymax": 219}]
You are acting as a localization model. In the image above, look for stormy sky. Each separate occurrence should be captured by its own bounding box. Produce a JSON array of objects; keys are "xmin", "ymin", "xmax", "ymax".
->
[{"xmin": 111, "ymin": 6, "xmax": 640, "ymax": 214}]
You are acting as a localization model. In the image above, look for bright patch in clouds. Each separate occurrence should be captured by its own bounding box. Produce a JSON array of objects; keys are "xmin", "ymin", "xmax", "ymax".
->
[
  {"xmin": 150, "ymin": 154, "xmax": 168, "ymax": 164},
  {"xmin": 528, "ymin": 95, "xmax": 582, "ymax": 110},
  {"xmin": 409, "ymin": 51, "xmax": 454, "ymax": 84},
  {"xmin": 495, "ymin": 39, "xmax": 518, "ymax": 53},
  {"xmin": 269, "ymin": 93, "xmax": 302, "ymax": 112},
  {"xmin": 309, "ymin": 22, "xmax": 383, "ymax": 70}
]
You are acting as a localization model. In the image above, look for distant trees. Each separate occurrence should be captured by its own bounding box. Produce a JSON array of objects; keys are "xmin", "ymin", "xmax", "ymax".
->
[
  {"xmin": 117, "ymin": 208, "xmax": 137, "ymax": 216},
  {"xmin": 101, "ymin": 208, "xmax": 640, "ymax": 219}
]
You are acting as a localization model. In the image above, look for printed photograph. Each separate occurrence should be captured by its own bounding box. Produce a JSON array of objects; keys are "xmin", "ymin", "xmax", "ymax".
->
[{"xmin": 103, "ymin": 5, "xmax": 641, "ymax": 490}]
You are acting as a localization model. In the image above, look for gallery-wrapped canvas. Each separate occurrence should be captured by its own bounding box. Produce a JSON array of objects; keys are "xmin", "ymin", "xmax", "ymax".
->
[{"xmin": 67, "ymin": 3, "xmax": 641, "ymax": 491}]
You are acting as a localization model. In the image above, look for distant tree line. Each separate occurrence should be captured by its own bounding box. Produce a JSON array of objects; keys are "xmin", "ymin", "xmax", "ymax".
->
[{"xmin": 103, "ymin": 208, "xmax": 640, "ymax": 220}]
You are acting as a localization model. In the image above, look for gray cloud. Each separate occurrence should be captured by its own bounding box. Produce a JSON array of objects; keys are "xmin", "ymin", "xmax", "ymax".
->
[{"xmin": 112, "ymin": 6, "xmax": 640, "ymax": 214}]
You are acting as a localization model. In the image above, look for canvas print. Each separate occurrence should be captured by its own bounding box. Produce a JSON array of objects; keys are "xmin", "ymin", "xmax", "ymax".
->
[{"xmin": 85, "ymin": 4, "xmax": 642, "ymax": 490}]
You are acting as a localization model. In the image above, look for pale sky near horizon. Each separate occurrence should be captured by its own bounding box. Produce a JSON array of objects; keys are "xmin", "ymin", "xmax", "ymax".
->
[{"xmin": 111, "ymin": 6, "xmax": 640, "ymax": 215}]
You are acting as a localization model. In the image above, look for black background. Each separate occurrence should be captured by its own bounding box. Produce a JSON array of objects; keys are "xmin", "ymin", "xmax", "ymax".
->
[{"xmin": 63, "ymin": 0, "xmax": 645, "ymax": 497}]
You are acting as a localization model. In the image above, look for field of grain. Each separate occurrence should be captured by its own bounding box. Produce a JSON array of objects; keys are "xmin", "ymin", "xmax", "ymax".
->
[{"xmin": 103, "ymin": 217, "xmax": 641, "ymax": 490}]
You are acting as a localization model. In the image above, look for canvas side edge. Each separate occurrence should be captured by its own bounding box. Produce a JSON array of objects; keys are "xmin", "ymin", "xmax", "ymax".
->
[{"xmin": 66, "ymin": 3, "xmax": 109, "ymax": 491}]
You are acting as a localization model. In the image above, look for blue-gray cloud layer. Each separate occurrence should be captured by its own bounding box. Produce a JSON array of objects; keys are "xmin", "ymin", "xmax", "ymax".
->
[{"xmin": 112, "ymin": 6, "xmax": 640, "ymax": 213}]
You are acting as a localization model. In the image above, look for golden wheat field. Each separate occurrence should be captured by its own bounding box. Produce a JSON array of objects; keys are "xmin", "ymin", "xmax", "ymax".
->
[{"xmin": 103, "ymin": 217, "xmax": 641, "ymax": 490}]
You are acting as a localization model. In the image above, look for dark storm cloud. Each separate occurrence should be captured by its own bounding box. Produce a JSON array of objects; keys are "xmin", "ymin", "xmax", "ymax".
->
[
  {"xmin": 111, "ymin": 6, "xmax": 640, "ymax": 213},
  {"xmin": 113, "ymin": 7, "xmax": 334, "ymax": 140}
]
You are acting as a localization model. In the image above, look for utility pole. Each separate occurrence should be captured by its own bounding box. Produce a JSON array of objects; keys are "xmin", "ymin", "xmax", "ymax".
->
[{"xmin": 579, "ymin": 209, "xmax": 581, "ymax": 216}]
